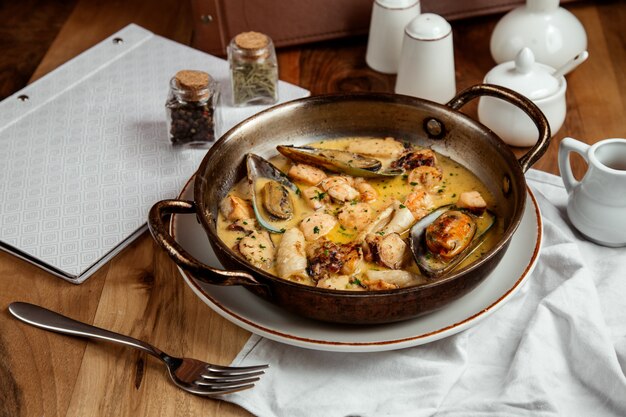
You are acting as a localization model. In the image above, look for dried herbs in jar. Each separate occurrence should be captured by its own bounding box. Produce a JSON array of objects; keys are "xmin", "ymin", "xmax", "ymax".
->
[
  {"xmin": 165, "ymin": 70, "xmax": 220, "ymax": 147},
  {"xmin": 228, "ymin": 32, "xmax": 279, "ymax": 106}
]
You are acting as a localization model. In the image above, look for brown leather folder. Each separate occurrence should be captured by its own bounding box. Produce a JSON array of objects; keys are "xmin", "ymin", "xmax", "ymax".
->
[{"xmin": 191, "ymin": 0, "xmax": 577, "ymax": 56}]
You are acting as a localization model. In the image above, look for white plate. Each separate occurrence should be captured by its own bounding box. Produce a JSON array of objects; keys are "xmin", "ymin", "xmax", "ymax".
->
[{"xmin": 172, "ymin": 179, "xmax": 542, "ymax": 352}]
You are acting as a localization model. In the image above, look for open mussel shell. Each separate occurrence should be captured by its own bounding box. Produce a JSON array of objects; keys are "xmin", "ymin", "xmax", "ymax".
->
[
  {"xmin": 246, "ymin": 154, "xmax": 300, "ymax": 233},
  {"xmin": 276, "ymin": 145, "xmax": 404, "ymax": 178},
  {"xmin": 409, "ymin": 205, "xmax": 496, "ymax": 279}
]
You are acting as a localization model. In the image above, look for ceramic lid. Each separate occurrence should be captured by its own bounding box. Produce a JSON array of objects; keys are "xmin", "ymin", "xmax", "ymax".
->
[
  {"xmin": 484, "ymin": 47, "xmax": 560, "ymax": 100},
  {"xmin": 405, "ymin": 13, "xmax": 451, "ymax": 40}
]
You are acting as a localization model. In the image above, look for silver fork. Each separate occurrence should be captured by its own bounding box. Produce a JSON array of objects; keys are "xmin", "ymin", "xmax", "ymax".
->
[{"xmin": 8, "ymin": 302, "xmax": 267, "ymax": 396}]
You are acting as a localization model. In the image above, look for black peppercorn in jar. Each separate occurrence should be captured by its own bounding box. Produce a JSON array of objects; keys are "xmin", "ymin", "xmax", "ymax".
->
[
  {"xmin": 228, "ymin": 31, "xmax": 279, "ymax": 106},
  {"xmin": 165, "ymin": 70, "xmax": 220, "ymax": 147}
]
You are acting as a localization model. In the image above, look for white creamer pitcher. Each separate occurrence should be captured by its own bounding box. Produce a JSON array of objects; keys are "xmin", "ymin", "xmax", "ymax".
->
[{"xmin": 558, "ymin": 137, "xmax": 626, "ymax": 247}]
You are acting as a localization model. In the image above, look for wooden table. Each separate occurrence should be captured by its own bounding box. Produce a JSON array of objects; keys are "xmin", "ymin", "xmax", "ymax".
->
[{"xmin": 1, "ymin": 1, "xmax": 624, "ymax": 416}]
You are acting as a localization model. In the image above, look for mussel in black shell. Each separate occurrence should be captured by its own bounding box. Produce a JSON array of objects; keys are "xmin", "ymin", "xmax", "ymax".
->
[
  {"xmin": 246, "ymin": 153, "xmax": 300, "ymax": 233},
  {"xmin": 276, "ymin": 145, "xmax": 404, "ymax": 178},
  {"xmin": 409, "ymin": 205, "xmax": 496, "ymax": 278}
]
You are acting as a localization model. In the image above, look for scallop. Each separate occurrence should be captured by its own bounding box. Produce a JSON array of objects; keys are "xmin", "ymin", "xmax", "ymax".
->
[
  {"xmin": 277, "ymin": 145, "xmax": 404, "ymax": 178},
  {"xmin": 246, "ymin": 153, "xmax": 300, "ymax": 233},
  {"xmin": 409, "ymin": 205, "xmax": 496, "ymax": 278}
]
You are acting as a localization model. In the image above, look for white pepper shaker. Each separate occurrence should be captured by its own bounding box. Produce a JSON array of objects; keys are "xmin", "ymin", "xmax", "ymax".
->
[
  {"xmin": 365, "ymin": 0, "xmax": 421, "ymax": 74},
  {"xmin": 395, "ymin": 13, "xmax": 456, "ymax": 104}
]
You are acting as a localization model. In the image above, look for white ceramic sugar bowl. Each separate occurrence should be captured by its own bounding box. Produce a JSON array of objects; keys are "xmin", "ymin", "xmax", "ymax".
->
[
  {"xmin": 490, "ymin": 0, "xmax": 587, "ymax": 70},
  {"xmin": 478, "ymin": 47, "xmax": 566, "ymax": 147}
]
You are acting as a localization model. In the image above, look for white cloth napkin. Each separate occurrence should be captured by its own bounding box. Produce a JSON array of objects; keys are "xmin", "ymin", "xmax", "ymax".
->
[{"xmin": 226, "ymin": 169, "xmax": 626, "ymax": 417}]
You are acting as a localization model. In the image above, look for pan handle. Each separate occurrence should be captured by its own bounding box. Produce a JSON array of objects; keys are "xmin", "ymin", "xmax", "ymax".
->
[
  {"xmin": 446, "ymin": 84, "xmax": 551, "ymax": 173},
  {"xmin": 148, "ymin": 199, "xmax": 261, "ymax": 287}
]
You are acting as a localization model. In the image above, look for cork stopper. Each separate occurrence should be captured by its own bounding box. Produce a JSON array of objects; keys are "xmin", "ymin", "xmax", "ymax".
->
[
  {"xmin": 175, "ymin": 70, "xmax": 209, "ymax": 90},
  {"xmin": 174, "ymin": 70, "xmax": 211, "ymax": 101},
  {"xmin": 234, "ymin": 32, "xmax": 269, "ymax": 51}
]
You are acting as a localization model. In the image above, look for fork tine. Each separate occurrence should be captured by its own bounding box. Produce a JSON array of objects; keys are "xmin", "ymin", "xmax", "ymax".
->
[
  {"xmin": 200, "ymin": 370, "xmax": 266, "ymax": 381},
  {"xmin": 198, "ymin": 372, "xmax": 264, "ymax": 384},
  {"xmin": 194, "ymin": 376, "xmax": 261, "ymax": 389},
  {"xmin": 193, "ymin": 383, "xmax": 256, "ymax": 396},
  {"xmin": 206, "ymin": 363, "xmax": 269, "ymax": 374}
]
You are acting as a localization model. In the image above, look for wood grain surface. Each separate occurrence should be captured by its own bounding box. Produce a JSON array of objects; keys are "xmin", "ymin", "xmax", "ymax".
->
[{"xmin": 1, "ymin": 0, "xmax": 624, "ymax": 416}]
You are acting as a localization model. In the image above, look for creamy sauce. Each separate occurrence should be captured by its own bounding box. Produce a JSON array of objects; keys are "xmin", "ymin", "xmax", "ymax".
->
[{"xmin": 217, "ymin": 137, "xmax": 502, "ymax": 289}]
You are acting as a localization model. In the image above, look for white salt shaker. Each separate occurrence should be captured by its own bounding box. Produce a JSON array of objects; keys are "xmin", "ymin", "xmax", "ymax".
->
[
  {"xmin": 395, "ymin": 13, "xmax": 456, "ymax": 104},
  {"xmin": 365, "ymin": 0, "xmax": 421, "ymax": 74}
]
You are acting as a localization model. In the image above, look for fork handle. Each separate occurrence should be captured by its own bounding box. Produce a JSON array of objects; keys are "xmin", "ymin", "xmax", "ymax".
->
[{"xmin": 9, "ymin": 302, "xmax": 163, "ymax": 359}]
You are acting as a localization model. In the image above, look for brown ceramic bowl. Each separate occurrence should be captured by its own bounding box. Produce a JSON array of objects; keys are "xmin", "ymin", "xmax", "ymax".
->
[{"xmin": 149, "ymin": 84, "xmax": 550, "ymax": 324}]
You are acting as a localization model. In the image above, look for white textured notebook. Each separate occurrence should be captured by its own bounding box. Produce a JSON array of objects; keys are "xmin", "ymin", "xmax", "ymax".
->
[{"xmin": 0, "ymin": 24, "xmax": 309, "ymax": 283}]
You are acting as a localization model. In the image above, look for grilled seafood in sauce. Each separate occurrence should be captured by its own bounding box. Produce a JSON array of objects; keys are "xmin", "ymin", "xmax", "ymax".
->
[{"xmin": 217, "ymin": 137, "xmax": 501, "ymax": 291}]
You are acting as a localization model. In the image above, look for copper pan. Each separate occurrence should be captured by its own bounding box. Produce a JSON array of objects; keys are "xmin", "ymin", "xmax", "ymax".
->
[{"xmin": 149, "ymin": 84, "xmax": 550, "ymax": 324}]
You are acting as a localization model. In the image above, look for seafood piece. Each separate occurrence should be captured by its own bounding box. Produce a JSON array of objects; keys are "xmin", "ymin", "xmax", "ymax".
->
[
  {"xmin": 277, "ymin": 145, "xmax": 403, "ymax": 178},
  {"xmin": 317, "ymin": 275, "xmax": 365, "ymax": 291},
  {"xmin": 364, "ymin": 232, "xmax": 408, "ymax": 269},
  {"xmin": 302, "ymin": 186, "xmax": 329, "ymax": 210},
  {"xmin": 425, "ymin": 211, "xmax": 476, "ymax": 259},
  {"xmin": 276, "ymin": 228, "xmax": 312, "ymax": 285},
  {"xmin": 404, "ymin": 188, "xmax": 434, "ymax": 220},
  {"xmin": 363, "ymin": 270, "xmax": 426, "ymax": 289},
  {"xmin": 340, "ymin": 245, "xmax": 364, "ymax": 275},
  {"xmin": 457, "ymin": 191, "xmax": 487, "ymax": 215},
  {"xmin": 320, "ymin": 176, "xmax": 360, "ymax": 202},
  {"xmin": 362, "ymin": 278, "xmax": 397, "ymax": 290},
  {"xmin": 345, "ymin": 137, "xmax": 406, "ymax": 159},
  {"xmin": 237, "ymin": 230, "xmax": 275, "ymax": 271},
  {"xmin": 307, "ymin": 240, "xmax": 363, "ymax": 280},
  {"xmin": 354, "ymin": 177, "xmax": 377, "ymax": 202},
  {"xmin": 408, "ymin": 166, "xmax": 443, "ymax": 191},
  {"xmin": 247, "ymin": 153, "xmax": 300, "ymax": 233},
  {"xmin": 355, "ymin": 205, "xmax": 395, "ymax": 242},
  {"xmin": 261, "ymin": 180, "xmax": 293, "ymax": 220},
  {"xmin": 337, "ymin": 202, "xmax": 373, "ymax": 231},
  {"xmin": 409, "ymin": 206, "xmax": 496, "ymax": 278},
  {"xmin": 227, "ymin": 218, "xmax": 258, "ymax": 234},
  {"xmin": 220, "ymin": 194, "xmax": 254, "ymax": 221},
  {"xmin": 287, "ymin": 163, "xmax": 327, "ymax": 185},
  {"xmin": 392, "ymin": 148, "xmax": 437, "ymax": 170},
  {"xmin": 382, "ymin": 200, "xmax": 417, "ymax": 234},
  {"xmin": 299, "ymin": 212, "xmax": 337, "ymax": 241}
]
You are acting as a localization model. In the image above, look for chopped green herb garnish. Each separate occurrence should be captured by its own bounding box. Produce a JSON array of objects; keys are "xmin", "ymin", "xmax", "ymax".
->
[
  {"xmin": 313, "ymin": 191, "xmax": 327, "ymax": 201},
  {"xmin": 313, "ymin": 226, "xmax": 320, "ymax": 234}
]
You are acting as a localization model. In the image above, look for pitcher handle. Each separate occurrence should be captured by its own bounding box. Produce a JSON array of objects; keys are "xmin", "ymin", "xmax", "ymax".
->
[
  {"xmin": 148, "ymin": 199, "xmax": 261, "ymax": 287},
  {"xmin": 447, "ymin": 84, "xmax": 551, "ymax": 173},
  {"xmin": 558, "ymin": 137, "xmax": 589, "ymax": 193}
]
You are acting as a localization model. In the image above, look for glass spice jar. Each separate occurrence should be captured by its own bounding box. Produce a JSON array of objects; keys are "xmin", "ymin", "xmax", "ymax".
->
[
  {"xmin": 165, "ymin": 70, "xmax": 220, "ymax": 147},
  {"xmin": 227, "ymin": 31, "xmax": 279, "ymax": 106}
]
